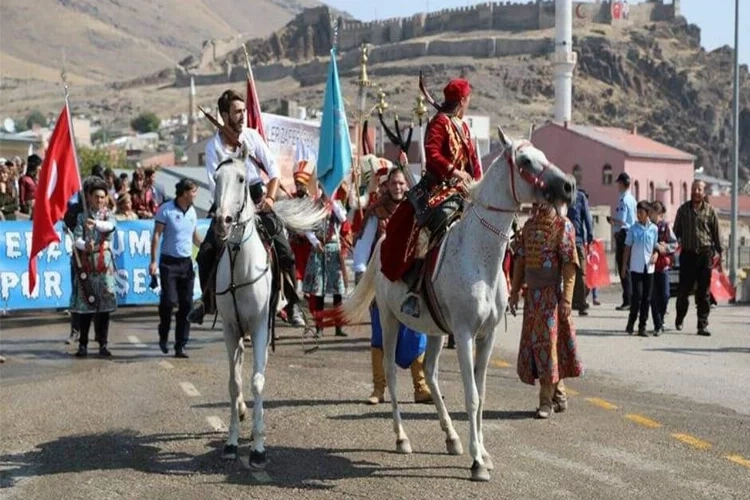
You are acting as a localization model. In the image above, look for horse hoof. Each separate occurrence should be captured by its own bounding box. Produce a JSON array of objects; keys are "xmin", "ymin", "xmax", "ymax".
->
[
  {"xmin": 249, "ymin": 450, "xmax": 267, "ymax": 470},
  {"xmin": 222, "ymin": 444, "xmax": 238, "ymax": 460},
  {"xmin": 470, "ymin": 460, "xmax": 491, "ymax": 482},
  {"xmin": 446, "ymin": 438, "xmax": 464, "ymax": 456},
  {"xmin": 483, "ymin": 455, "xmax": 495, "ymax": 471},
  {"xmin": 396, "ymin": 439, "xmax": 413, "ymax": 454}
]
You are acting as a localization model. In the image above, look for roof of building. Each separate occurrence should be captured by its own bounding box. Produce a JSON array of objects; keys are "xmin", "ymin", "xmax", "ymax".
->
[
  {"xmin": 708, "ymin": 194, "xmax": 750, "ymax": 216},
  {"xmin": 696, "ymin": 171, "xmax": 732, "ymax": 187},
  {"xmin": 538, "ymin": 122, "xmax": 696, "ymax": 161},
  {"xmin": 0, "ymin": 132, "xmax": 42, "ymax": 144}
]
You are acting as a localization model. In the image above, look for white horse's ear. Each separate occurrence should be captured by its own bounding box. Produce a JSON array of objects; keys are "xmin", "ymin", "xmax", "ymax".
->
[
  {"xmin": 497, "ymin": 126, "xmax": 512, "ymax": 148},
  {"xmin": 528, "ymin": 124, "xmax": 535, "ymax": 140}
]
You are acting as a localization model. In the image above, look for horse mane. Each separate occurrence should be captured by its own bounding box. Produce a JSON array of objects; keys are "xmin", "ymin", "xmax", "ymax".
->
[{"xmin": 463, "ymin": 148, "xmax": 506, "ymax": 204}]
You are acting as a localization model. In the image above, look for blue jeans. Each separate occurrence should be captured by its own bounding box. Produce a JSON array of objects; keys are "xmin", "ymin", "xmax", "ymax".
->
[{"xmin": 651, "ymin": 271, "xmax": 670, "ymax": 330}]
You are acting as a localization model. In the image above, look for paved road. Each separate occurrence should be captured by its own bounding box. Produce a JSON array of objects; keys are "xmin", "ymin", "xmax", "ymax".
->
[{"xmin": 1, "ymin": 288, "xmax": 749, "ymax": 499}]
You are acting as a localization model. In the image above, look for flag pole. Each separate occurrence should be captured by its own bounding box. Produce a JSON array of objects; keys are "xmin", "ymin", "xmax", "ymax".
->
[
  {"xmin": 60, "ymin": 54, "xmax": 85, "ymax": 270},
  {"xmin": 60, "ymin": 54, "xmax": 85, "ymax": 213},
  {"xmin": 354, "ymin": 42, "xmax": 371, "ymax": 219}
]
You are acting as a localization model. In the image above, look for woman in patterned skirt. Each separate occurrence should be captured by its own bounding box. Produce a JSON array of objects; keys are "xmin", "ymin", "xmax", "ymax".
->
[
  {"xmin": 303, "ymin": 190, "xmax": 349, "ymax": 338},
  {"xmin": 509, "ymin": 202, "xmax": 584, "ymax": 418},
  {"xmin": 70, "ymin": 178, "xmax": 118, "ymax": 357}
]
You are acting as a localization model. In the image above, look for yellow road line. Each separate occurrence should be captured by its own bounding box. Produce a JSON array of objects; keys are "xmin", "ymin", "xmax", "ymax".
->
[
  {"xmin": 490, "ymin": 359, "xmax": 511, "ymax": 368},
  {"xmin": 585, "ymin": 397, "xmax": 618, "ymax": 410},
  {"xmin": 625, "ymin": 413, "xmax": 662, "ymax": 429},
  {"xmin": 726, "ymin": 455, "xmax": 750, "ymax": 469},
  {"xmin": 565, "ymin": 388, "xmax": 580, "ymax": 396},
  {"xmin": 672, "ymin": 433, "xmax": 712, "ymax": 450}
]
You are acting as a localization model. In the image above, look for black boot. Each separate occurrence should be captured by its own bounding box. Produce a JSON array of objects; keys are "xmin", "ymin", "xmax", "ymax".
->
[
  {"xmin": 400, "ymin": 259, "xmax": 425, "ymax": 318},
  {"xmin": 187, "ymin": 300, "xmax": 205, "ymax": 325}
]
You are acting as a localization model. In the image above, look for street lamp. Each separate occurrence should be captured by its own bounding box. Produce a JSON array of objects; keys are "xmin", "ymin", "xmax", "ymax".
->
[{"xmin": 729, "ymin": 0, "xmax": 740, "ymax": 289}]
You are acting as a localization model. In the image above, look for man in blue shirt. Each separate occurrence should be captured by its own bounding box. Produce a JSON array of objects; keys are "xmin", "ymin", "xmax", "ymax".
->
[
  {"xmin": 567, "ymin": 188, "xmax": 594, "ymax": 315},
  {"xmin": 608, "ymin": 172, "xmax": 637, "ymax": 310},
  {"xmin": 149, "ymin": 179, "xmax": 203, "ymax": 358}
]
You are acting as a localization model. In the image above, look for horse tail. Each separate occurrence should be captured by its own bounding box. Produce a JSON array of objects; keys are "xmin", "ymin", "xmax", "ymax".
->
[
  {"xmin": 273, "ymin": 198, "xmax": 327, "ymax": 234},
  {"xmin": 317, "ymin": 239, "xmax": 380, "ymax": 328}
]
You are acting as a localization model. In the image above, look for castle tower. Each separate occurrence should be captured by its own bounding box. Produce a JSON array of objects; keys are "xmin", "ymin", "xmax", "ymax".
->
[
  {"xmin": 553, "ymin": 0, "xmax": 577, "ymax": 123},
  {"xmin": 188, "ymin": 74, "xmax": 197, "ymax": 145}
]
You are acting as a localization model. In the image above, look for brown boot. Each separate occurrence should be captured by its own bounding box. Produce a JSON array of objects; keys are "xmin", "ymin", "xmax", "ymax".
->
[
  {"xmin": 553, "ymin": 380, "xmax": 568, "ymax": 413},
  {"xmin": 410, "ymin": 353, "xmax": 433, "ymax": 404},
  {"xmin": 536, "ymin": 382, "xmax": 554, "ymax": 419},
  {"xmin": 368, "ymin": 347, "xmax": 386, "ymax": 405}
]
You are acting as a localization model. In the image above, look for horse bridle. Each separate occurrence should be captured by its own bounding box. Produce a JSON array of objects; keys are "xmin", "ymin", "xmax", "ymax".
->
[
  {"xmin": 214, "ymin": 159, "xmax": 252, "ymax": 241},
  {"xmin": 505, "ymin": 140, "xmax": 549, "ymax": 206},
  {"xmin": 467, "ymin": 140, "xmax": 549, "ymax": 238}
]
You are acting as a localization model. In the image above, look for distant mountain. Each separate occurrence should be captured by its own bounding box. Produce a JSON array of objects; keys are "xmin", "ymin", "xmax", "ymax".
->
[{"xmin": 0, "ymin": 0, "xmax": 327, "ymax": 82}]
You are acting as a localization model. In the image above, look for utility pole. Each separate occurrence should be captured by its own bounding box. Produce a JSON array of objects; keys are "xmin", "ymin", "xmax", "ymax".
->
[{"xmin": 729, "ymin": 0, "xmax": 740, "ymax": 289}]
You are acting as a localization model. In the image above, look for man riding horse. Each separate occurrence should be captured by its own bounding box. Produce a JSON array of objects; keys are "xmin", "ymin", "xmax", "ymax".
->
[
  {"xmin": 387, "ymin": 76, "xmax": 482, "ymax": 318},
  {"xmin": 188, "ymin": 89, "xmax": 302, "ymax": 325}
]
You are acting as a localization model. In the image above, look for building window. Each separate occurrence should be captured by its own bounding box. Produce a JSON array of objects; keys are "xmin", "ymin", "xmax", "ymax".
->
[
  {"xmin": 573, "ymin": 164, "xmax": 582, "ymax": 184},
  {"xmin": 648, "ymin": 181, "xmax": 655, "ymax": 201},
  {"xmin": 681, "ymin": 182, "xmax": 688, "ymax": 203},
  {"xmin": 669, "ymin": 182, "xmax": 674, "ymax": 204},
  {"xmin": 634, "ymin": 180, "xmax": 640, "ymax": 200},
  {"xmin": 602, "ymin": 164, "xmax": 613, "ymax": 185}
]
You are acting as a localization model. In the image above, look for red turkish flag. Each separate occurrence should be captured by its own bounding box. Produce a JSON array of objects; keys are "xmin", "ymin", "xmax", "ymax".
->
[
  {"xmin": 246, "ymin": 63, "xmax": 266, "ymax": 140},
  {"xmin": 28, "ymin": 103, "xmax": 81, "ymax": 293},
  {"xmin": 585, "ymin": 239, "xmax": 611, "ymax": 289},
  {"xmin": 710, "ymin": 268, "xmax": 735, "ymax": 302}
]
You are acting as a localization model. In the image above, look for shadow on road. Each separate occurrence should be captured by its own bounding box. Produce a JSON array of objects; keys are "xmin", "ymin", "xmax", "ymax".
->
[
  {"xmin": 330, "ymin": 409, "xmax": 535, "ymax": 422},
  {"xmin": 644, "ymin": 346, "xmax": 750, "ymax": 355},
  {"xmin": 0, "ymin": 429, "xmax": 380, "ymax": 491},
  {"xmin": 575, "ymin": 329, "xmax": 629, "ymax": 337},
  {"xmin": 192, "ymin": 398, "xmax": 363, "ymax": 411}
]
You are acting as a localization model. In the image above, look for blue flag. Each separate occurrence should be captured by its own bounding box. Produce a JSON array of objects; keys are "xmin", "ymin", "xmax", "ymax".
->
[{"xmin": 317, "ymin": 49, "xmax": 352, "ymax": 198}]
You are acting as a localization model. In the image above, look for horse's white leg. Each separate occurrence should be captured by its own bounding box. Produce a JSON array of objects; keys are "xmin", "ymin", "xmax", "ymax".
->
[
  {"xmin": 249, "ymin": 309, "xmax": 270, "ymax": 470},
  {"xmin": 223, "ymin": 323, "xmax": 245, "ymax": 460},
  {"xmin": 454, "ymin": 332, "xmax": 490, "ymax": 482},
  {"xmin": 381, "ymin": 307, "xmax": 411, "ymax": 454},
  {"xmin": 424, "ymin": 334, "xmax": 462, "ymax": 455},
  {"xmin": 474, "ymin": 328, "xmax": 496, "ymax": 471}
]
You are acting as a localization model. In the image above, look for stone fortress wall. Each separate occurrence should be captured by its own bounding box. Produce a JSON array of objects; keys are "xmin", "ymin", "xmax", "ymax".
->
[{"xmin": 176, "ymin": 1, "xmax": 679, "ymax": 87}]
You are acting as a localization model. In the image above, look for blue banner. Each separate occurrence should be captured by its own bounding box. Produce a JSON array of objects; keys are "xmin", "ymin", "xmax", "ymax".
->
[{"xmin": 0, "ymin": 219, "xmax": 210, "ymax": 312}]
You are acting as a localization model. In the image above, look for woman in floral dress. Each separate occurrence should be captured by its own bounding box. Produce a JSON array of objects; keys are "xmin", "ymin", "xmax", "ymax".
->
[
  {"xmin": 70, "ymin": 178, "xmax": 118, "ymax": 357},
  {"xmin": 509, "ymin": 203, "xmax": 584, "ymax": 418}
]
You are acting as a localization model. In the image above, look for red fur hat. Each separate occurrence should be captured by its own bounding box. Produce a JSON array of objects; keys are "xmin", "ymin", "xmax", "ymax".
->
[{"xmin": 443, "ymin": 78, "xmax": 471, "ymax": 103}]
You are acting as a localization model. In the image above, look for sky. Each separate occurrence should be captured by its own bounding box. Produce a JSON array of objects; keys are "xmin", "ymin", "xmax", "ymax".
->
[{"xmin": 324, "ymin": 0, "xmax": 747, "ymax": 65}]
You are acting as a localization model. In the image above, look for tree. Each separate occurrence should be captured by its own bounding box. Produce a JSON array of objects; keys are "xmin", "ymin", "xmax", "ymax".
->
[
  {"xmin": 77, "ymin": 146, "xmax": 129, "ymax": 175},
  {"xmin": 130, "ymin": 112, "xmax": 161, "ymax": 134},
  {"xmin": 25, "ymin": 110, "xmax": 47, "ymax": 129}
]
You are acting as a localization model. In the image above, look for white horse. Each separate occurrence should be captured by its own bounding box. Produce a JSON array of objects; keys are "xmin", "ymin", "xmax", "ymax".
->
[
  {"xmin": 211, "ymin": 158, "xmax": 328, "ymax": 469},
  {"xmin": 337, "ymin": 127, "xmax": 575, "ymax": 481}
]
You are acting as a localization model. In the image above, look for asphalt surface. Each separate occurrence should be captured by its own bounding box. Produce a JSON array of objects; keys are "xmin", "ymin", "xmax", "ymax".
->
[{"xmin": 1, "ymin": 287, "xmax": 749, "ymax": 499}]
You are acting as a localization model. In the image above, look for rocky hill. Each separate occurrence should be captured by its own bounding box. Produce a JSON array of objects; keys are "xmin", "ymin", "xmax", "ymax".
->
[{"xmin": 0, "ymin": 0, "xmax": 326, "ymax": 83}]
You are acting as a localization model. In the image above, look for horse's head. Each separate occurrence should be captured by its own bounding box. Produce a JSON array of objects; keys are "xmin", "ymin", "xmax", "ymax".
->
[
  {"xmin": 491, "ymin": 126, "xmax": 576, "ymax": 208},
  {"xmin": 213, "ymin": 158, "xmax": 253, "ymax": 239}
]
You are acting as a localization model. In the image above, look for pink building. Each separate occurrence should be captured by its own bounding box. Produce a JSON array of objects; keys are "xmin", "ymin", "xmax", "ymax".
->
[{"xmin": 531, "ymin": 122, "xmax": 695, "ymax": 221}]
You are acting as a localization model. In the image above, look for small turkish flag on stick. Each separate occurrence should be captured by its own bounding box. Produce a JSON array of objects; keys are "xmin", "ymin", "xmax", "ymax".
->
[{"xmin": 27, "ymin": 102, "xmax": 81, "ymax": 293}]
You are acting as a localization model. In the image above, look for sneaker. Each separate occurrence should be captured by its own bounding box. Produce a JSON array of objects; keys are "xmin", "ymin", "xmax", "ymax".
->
[
  {"xmin": 578, "ymin": 309, "xmax": 589, "ymax": 316},
  {"xmin": 626, "ymin": 323, "xmax": 634, "ymax": 335},
  {"xmin": 99, "ymin": 346, "xmax": 112, "ymax": 357},
  {"xmin": 616, "ymin": 304, "xmax": 630, "ymax": 311},
  {"xmin": 637, "ymin": 328, "xmax": 649, "ymax": 337},
  {"xmin": 653, "ymin": 327, "xmax": 662, "ymax": 337},
  {"xmin": 335, "ymin": 327, "xmax": 348, "ymax": 337},
  {"xmin": 158, "ymin": 338, "xmax": 168, "ymax": 354},
  {"xmin": 697, "ymin": 329, "xmax": 711, "ymax": 337},
  {"xmin": 66, "ymin": 330, "xmax": 80, "ymax": 345},
  {"xmin": 75, "ymin": 345, "xmax": 87, "ymax": 357},
  {"xmin": 174, "ymin": 350, "xmax": 189, "ymax": 359},
  {"xmin": 187, "ymin": 301, "xmax": 205, "ymax": 325},
  {"xmin": 675, "ymin": 321, "xmax": 683, "ymax": 331},
  {"xmin": 593, "ymin": 300, "xmax": 601, "ymax": 306}
]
